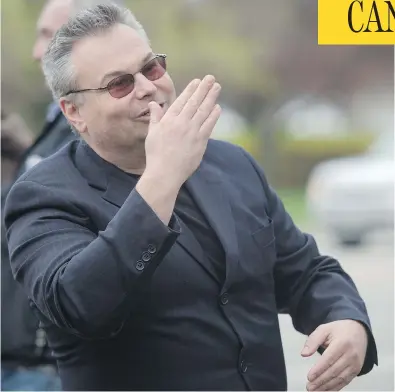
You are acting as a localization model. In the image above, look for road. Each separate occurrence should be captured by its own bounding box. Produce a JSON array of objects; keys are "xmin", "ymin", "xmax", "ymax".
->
[{"xmin": 279, "ymin": 226, "xmax": 394, "ymax": 391}]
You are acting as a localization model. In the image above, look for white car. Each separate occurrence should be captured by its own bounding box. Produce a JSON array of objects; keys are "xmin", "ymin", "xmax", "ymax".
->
[{"xmin": 306, "ymin": 131, "xmax": 394, "ymax": 246}]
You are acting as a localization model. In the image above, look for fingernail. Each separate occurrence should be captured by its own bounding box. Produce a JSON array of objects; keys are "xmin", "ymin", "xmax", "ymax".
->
[
  {"xmin": 301, "ymin": 346, "xmax": 309, "ymax": 355},
  {"xmin": 205, "ymin": 75, "xmax": 215, "ymax": 84}
]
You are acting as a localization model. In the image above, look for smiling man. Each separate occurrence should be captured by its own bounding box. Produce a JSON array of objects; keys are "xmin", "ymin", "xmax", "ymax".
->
[{"xmin": 4, "ymin": 3, "xmax": 377, "ymax": 391}]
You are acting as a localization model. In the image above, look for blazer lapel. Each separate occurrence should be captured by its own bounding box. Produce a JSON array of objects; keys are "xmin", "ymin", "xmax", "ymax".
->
[
  {"xmin": 99, "ymin": 167, "xmax": 224, "ymax": 285},
  {"xmin": 75, "ymin": 141, "xmax": 135, "ymax": 209},
  {"xmin": 76, "ymin": 142, "xmax": 239, "ymax": 289},
  {"xmin": 184, "ymin": 161, "xmax": 240, "ymax": 292},
  {"xmin": 101, "ymin": 175, "xmax": 135, "ymax": 208},
  {"xmin": 175, "ymin": 219, "xmax": 222, "ymax": 285}
]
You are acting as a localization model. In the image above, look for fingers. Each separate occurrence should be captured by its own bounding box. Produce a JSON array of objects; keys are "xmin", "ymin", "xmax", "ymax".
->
[
  {"xmin": 180, "ymin": 75, "xmax": 216, "ymax": 119},
  {"xmin": 306, "ymin": 352, "xmax": 348, "ymax": 391},
  {"xmin": 192, "ymin": 82, "xmax": 221, "ymax": 127},
  {"xmin": 307, "ymin": 342, "xmax": 345, "ymax": 383},
  {"xmin": 148, "ymin": 101, "xmax": 164, "ymax": 125},
  {"xmin": 301, "ymin": 325, "xmax": 329, "ymax": 357},
  {"xmin": 199, "ymin": 104, "xmax": 221, "ymax": 139},
  {"xmin": 166, "ymin": 79, "xmax": 201, "ymax": 116},
  {"xmin": 307, "ymin": 366, "xmax": 355, "ymax": 391}
]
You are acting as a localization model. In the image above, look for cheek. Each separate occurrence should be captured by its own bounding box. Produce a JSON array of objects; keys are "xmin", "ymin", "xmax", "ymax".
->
[
  {"xmin": 98, "ymin": 101, "xmax": 137, "ymax": 139},
  {"xmin": 78, "ymin": 99, "xmax": 108, "ymax": 135},
  {"xmin": 157, "ymin": 75, "xmax": 176, "ymax": 98},
  {"xmin": 80, "ymin": 101, "xmax": 100, "ymax": 125},
  {"xmin": 84, "ymin": 97, "xmax": 120, "ymax": 123}
]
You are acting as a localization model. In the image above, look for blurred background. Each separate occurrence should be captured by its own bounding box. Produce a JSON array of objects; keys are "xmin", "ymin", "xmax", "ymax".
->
[{"xmin": 2, "ymin": 0, "xmax": 394, "ymax": 390}]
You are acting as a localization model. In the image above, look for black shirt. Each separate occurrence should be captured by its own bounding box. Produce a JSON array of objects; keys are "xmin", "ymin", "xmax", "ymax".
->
[
  {"xmin": 128, "ymin": 173, "xmax": 226, "ymax": 283},
  {"xmin": 174, "ymin": 185, "xmax": 226, "ymax": 283}
]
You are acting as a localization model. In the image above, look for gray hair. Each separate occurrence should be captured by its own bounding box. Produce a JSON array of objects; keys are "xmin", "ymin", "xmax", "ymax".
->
[
  {"xmin": 71, "ymin": 0, "xmax": 125, "ymax": 15},
  {"xmin": 42, "ymin": 2, "xmax": 150, "ymax": 103}
]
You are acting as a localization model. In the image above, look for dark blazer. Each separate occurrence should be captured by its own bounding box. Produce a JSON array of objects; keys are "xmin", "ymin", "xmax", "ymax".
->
[
  {"xmin": 16, "ymin": 110, "xmax": 76, "ymax": 177},
  {"xmin": 4, "ymin": 139, "xmax": 377, "ymax": 391},
  {"xmin": 1, "ymin": 111, "xmax": 76, "ymax": 365}
]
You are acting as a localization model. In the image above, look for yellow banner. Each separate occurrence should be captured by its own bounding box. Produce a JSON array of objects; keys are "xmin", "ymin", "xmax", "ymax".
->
[{"xmin": 318, "ymin": 0, "xmax": 395, "ymax": 44}]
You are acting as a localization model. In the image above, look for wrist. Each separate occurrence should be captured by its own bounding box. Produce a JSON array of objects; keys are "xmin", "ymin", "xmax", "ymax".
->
[
  {"xmin": 139, "ymin": 168, "xmax": 182, "ymax": 196},
  {"xmin": 143, "ymin": 167, "xmax": 184, "ymax": 191}
]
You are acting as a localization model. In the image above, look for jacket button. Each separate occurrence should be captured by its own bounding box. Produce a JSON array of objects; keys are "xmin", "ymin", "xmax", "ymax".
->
[
  {"xmin": 136, "ymin": 261, "xmax": 145, "ymax": 271},
  {"xmin": 220, "ymin": 292, "xmax": 229, "ymax": 305},
  {"xmin": 142, "ymin": 252, "xmax": 151, "ymax": 262},
  {"xmin": 240, "ymin": 360, "xmax": 248, "ymax": 373},
  {"xmin": 147, "ymin": 244, "xmax": 156, "ymax": 254}
]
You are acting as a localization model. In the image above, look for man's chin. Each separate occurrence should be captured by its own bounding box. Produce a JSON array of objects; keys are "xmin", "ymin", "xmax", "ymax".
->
[{"xmin": 134, "ymin": 124, "xmax": 149, "ymax": 141}]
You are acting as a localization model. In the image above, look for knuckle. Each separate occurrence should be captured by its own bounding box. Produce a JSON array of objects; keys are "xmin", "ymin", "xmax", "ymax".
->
[
  {"xmin": 317, "ymin": 376, "xmax": 328, "ymax": 387},
  {"xmin": 196, "ymin": 105, "xmax": 207, "ymax": 116},
  {"xmin": 343, "ymin": 339, "xmax": 353, "ymax": 350},
  {"xmin": 165, "ymin": 110, "xmax": 177, "ymax": 120},
  {"xmin": 351, "ymin": 350, "xmax": 359, "ymax": 361},
  {"xmin": 337, "ymin": 370, "xmax": 355, "ymax": 386},
  {"xmin": 188, "ymin": 98, "xmax": 199, "ymax": 108},
  {"xmin": 336, "ymin": 375, "xmax": 347, "ymax": 385},
  {"xmin": 327, "ymin": 358, "xmax": 335, "ymax": 367}
]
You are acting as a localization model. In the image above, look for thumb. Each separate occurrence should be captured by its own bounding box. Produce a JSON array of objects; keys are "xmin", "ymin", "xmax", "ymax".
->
[
  {"xmin": 148, "ymin": 101, "xmax": 164, "ymax": 125},
  {"xmin": 301, "ymin": 326, "xmax": 328, "ymax": 357}
]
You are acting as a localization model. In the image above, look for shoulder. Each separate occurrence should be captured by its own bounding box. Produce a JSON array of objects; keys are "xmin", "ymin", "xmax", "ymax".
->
[
  {"xmin": 205, "ymin": 138, "xmax": 249, "ymax": 167},
  {"xmin": 7, "ymin": 140, "xmax": 83, "ymax": 214},
  {"xmin": 206, "ymin": 138, "xmax": 244, "ymax": 155},
  {"xmin": 4, "ymin": 140, "xmax": 88, "ymax": 231},
  {"xmin": 18, "ymin": 139, "xmax": 79, "ymax": 187},
  {"xmin": 205, "ymin": 138, "xmax": 268, "ymax": 182},
  {"xmin": 25, "ymin": 115, "xmax": 76, "ymax": 163}
]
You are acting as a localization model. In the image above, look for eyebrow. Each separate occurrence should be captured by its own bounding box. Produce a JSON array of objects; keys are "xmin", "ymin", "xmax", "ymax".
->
[{"xmin": 100, "ymin": 52, "xmax": 155, "ymax": 85}]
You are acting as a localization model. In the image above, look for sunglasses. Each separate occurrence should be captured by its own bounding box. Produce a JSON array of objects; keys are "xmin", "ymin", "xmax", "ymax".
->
[{"xmin": 63, "ymin": 54, "xmax": 167, "ymax": 99}]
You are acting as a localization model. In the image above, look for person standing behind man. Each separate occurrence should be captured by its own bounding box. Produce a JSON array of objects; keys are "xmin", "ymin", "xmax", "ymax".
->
[
  {"xmin": 1, "ymin": 111, "xmax": 33, "ymax": 185},
  {"xmin": 1, "ymin": 1, "xmax": 124, "ymax": 391}
]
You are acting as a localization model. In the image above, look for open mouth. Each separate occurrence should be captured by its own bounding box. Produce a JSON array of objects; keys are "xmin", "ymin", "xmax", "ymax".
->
[{"xmin": 138, "ymin": 103, "xmax": 165, "ymax": 118}]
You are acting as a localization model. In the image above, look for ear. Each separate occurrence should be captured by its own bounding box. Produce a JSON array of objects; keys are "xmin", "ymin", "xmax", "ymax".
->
[{"xmin": 59, "ymin": 97, "xmax": 87, "ymax": 134}]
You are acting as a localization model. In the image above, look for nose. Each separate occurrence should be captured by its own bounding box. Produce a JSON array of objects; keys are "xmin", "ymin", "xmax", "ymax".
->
[
  {"xmin": 32, "ymin": 39, "xmax": 44, "ymax": 62},
  {"xmin": 133, "ymin": 73, "xmax": 157, "ymax": 100}
]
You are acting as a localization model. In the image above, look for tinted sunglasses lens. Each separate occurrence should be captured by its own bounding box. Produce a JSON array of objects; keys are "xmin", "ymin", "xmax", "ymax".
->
[
  {"xmin": 157, "ymin": 56, "xmax": 167, "ymax": 72},
  {"xmin": 142, "ymin": 57, "xmax": 167, "ymax": 81},
  {"xmin": 108, "ymin": 75, "xmax": 135, "ymax": 98}
]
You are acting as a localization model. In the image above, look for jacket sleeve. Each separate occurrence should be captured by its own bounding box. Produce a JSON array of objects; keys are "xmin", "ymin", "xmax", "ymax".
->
[
  {"xmin": 4, "ymin": 180, "xmax": 181, "ymax": 339},
  {"xmin": 239, "ymin": 148, "xmax": 378, "ymax": 376}
]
